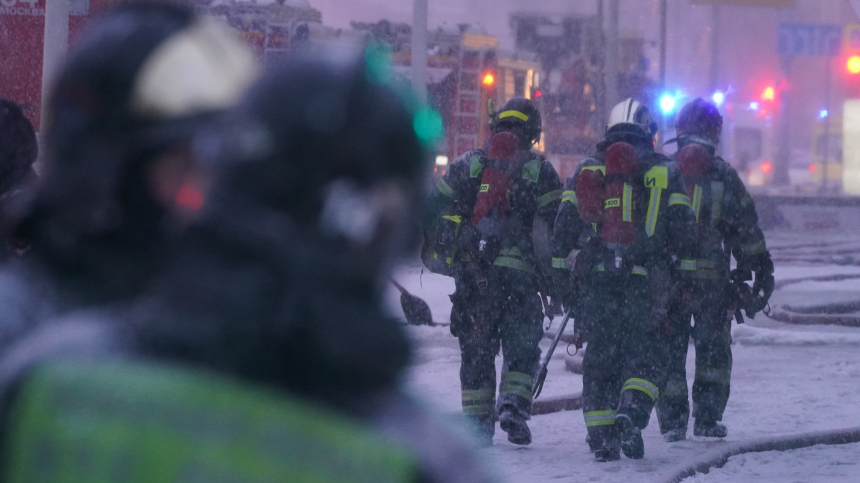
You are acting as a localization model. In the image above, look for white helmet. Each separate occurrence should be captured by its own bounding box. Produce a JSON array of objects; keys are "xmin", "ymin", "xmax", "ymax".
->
[{"xmin": 607, "ymin": 98, "xmax": 657, "ymax": 137}]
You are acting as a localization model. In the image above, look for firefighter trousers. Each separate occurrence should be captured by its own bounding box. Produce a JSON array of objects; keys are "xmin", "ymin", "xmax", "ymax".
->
[
  {"xmin": 656, "ymin": 281, "xmax": 732, "ymax": 432},
  {"xmin": 452, "ymin": 267, "xmax": 543, "ymax": 428},
  {"xmin": 580, "ymin": 272, "xmax": 665, "ymax": 450}
]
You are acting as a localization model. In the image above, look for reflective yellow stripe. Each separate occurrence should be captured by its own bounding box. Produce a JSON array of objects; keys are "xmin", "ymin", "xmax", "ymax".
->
[
  {"xmin": 595, "ymin": 263, "xmax": 648, "ymax": 276},
  {"xmin": 499, "ymin": 246, "xmax": 523, "ymax": 258},
  {"xmin": 537, "ymin": 189, "xmax": 562, "ymax": 209},
  {"xmin": 469, "ymin": 155, "xmax": 484, "ymax": 178},
  {"xmin": 741, "ymin": 239, "xmax": 767, "ymax": 256},
  {"xmin": 462, "ymin": 388, "xmax": 494, "ymax": 401},
  {"xmin": 582, "ymin": 165, "xmax": 606, "ymax": 174},
  {"xmin": 493, "ymin": 257, "xmax": 536, "ymax": 274},
  {"xmin": 522, "ymin": 159, "xmax": 541, "ymax": 183},
  {"xmin": 621, "ymin": 378, "xmax": 660, "ymax": 401},
  {"xmin": 668, "ymin": 193, "xmax": 691, "ymax": 208},
  {"xmin": 679, "ymin": 259, "xmax": 696, "ymax": 271},
  {"xmin": 499, "ymin": 110, "xmax": 529, "ymax": 122},
  {"xmin": 584, "ymin": 410, "xmax": 617, "ymax": 427},
  {"xmin": 710, "ymin": 181, "xmax": 724, "ymax": 227},
  {"xmin": 561, "ymin": 190, "xmax": 578, "ymax": 206},
  {"xmin": 552, "ymin": 257, "xmax": 566, "ymax": 269},
  {"xmin": 646, "ymin": 187, "xmax": 662, "ymax": 237},
  {"xmin": 436, "ymin": 178, "xmax": 454, "ymax": 198},
  {"xmin": 500, "ymin": 371, "xmax": 534, "ymax": 401},
  {"xmin": 644, "ymin": 165, "xmax": 668, "ymax": 189},
  {"xmin": 694, "ymin": 259, "xmax": 721, "ymax": 279},
  {"xmin": 441, "ymin": 215, "xmax": 461, "ymax": 223},
  {"xmin": 622, "ymin": 183, "xmax": 633, "ymax": 222},
  {"xmin": 691, "ymin": 185, "xmax": 703, "ymax": 222}
]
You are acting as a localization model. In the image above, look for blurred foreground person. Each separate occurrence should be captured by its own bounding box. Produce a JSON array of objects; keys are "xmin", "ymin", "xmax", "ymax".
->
[
  {"xmin": 128, "ymin": 50, "xmax": 496, "ymax": 482},
  {"xmin": 0, "ymin": 2, "xmax": 272, "ymax": 480},
  {"xmin": 552, "ymin": 98, "xmax": 696, "ymax": 461},
  {"xmin": 0, "ymin": 98, "xmax": 38, "ymax": 260},
  {"xmin": 655, "ymin": 98, "xmax": 774, "ymax": 441},
  {"xmin": 424, "ymin": 97, "xmax": 561, "ymax": 446}
]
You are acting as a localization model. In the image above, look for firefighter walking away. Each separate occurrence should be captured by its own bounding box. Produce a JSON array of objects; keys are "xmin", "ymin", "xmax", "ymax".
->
[
  {"xmin": 425, "ymin": 97, "xmax": 562, "ymax": 446},
  {"xmin": 552, "ymin": 98, "xmax": 697, "ymax": 461},
  {"xmin": 655, "ymin": 98, "xmax": 774, "ymax": 441}
]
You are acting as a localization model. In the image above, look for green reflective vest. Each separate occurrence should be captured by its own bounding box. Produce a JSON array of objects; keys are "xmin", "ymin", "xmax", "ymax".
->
[{"xmin": 4, "ymin": 361, "xmax": 418, "ymax": 483}]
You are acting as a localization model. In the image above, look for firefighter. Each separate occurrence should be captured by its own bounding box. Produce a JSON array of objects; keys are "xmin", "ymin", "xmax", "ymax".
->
[
  {"xmin": 0, "ymin": 98, "xmax": 38, "ymax": 260},
  {"xmin": 552, "ymin": 98, "xmax": 697, "ymax": 461},
  {"xmin": 655, "ymin": 98, "xmax": 774, "ymax": 441},
  {"xmin": 0, "ymin": 10, "xmax": 496, "ymax": 482},
  {"xmin": 427, "ymin": 97, "xmax": 562, "ymax": 446}
]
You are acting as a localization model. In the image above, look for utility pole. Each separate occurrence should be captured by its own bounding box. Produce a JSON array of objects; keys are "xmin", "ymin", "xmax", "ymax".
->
[
  {"xmin": 412, "ymin": 0, "xmax": 428, "ymax": 104},
  {"xmin": 774, "ymin": 54, "xmax": 792, "ymax": 186},
  {"xmin": 41, "ymin": 0, "xmax": 70, "ymax": 131},
  {"xmin": 596, "ymin": 0, "xmax": 606, "ymax": 126},
  {"xmin": 820, "ymin": 56, "xmax": 832, "ymax": 193},
  {"xmin": 659, "ymin": 0, "xmax": 667, "ymax": 89},
  {"xmin": 659, "ymin": 0, "xmax": 668, "ymax": 152},
  {"xmin": 709, "ymin": 4, "xmax": 720, "ymax": 92},
  {"xmin": 605, "ymin": 0, "xmax": 619, "ymax": 115}
]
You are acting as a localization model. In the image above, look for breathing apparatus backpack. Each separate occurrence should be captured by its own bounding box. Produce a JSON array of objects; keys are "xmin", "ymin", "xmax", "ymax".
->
[
  {"xmin": 575, "ymin": 141, "xmax": 641, "ymax": 276},
  {"xmin": 469, "ymin": 131, "xmax": 520, "ymax": 266},
  {"xmin": 676, "ymin": 142, "xmax": 711, "ymax": 234},
  {"xmin": 421, "ymin": 132, "xmax": 522, "ymax": 277}
]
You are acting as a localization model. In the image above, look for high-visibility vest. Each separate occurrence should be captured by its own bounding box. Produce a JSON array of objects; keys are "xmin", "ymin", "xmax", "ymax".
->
[{"xmin": 4, "ymin": 361, "xmax": 418, "ymax": 483}]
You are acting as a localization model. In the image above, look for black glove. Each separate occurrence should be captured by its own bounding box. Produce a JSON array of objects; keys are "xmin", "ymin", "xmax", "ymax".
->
[
  {"xmin": 562, "ymin": 282, "xmax": 580, "ymax": 316},
  {"xmin": 449, "ymin": 292, "xmax": 469, "ymax": 338},
  {"xmin": 743, "ymin": 271, "xmax": 774, "ymax": 317}
]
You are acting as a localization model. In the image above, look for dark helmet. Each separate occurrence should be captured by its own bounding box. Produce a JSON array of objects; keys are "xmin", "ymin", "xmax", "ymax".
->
[
  {"xmin": 0, "ymin": 98, "xmax": 37, "ymax": 196},
  {"xmin": 676, "ymin": 98, "xmax": 723, "ymax": 146},
  {"xmin": 19, "ymin": 1, "xmax": 256, "ymax": 279},
  {"xmin": 208, "ymin": 47, "xmax": 430, "ymax": 272},
  {"xmin": 491, "ymin": 97, "xmax": 542, "ymax": 148}
]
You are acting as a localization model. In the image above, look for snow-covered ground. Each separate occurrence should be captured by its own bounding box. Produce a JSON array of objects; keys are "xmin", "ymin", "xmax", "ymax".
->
[
  {"xmin": 688, "ymin": 442, "xmax": 860, "ymax": 482},
  {"xmin": 386, "ymin": 230, "xmax": 860, "ymax": 482}
]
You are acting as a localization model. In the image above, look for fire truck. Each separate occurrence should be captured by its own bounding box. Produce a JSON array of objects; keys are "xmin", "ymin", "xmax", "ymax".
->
[
  {"xmin": 196, "ymin": 4, "xmax": 543, "ymax": 175},
  {"xmin": 0, "ymin": 0, "xmax": 106, "ymax": 130},
  {"xmin": 349, "ymin": 21, "xmax": 542, "ymax": 174}
]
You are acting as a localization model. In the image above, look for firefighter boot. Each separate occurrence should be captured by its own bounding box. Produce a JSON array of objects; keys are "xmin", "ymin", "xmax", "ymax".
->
[
  {"xmin": 587, "ymin": 425, "xmax": 620, "ymax": 462},
  {"xmin": 663, "ymin": 427, "xmax": 687, "ymax": 442},
  {"xmin": 614, "ymin": 414, "xmax": 644, "ymax": 459},
  {"xmin": 694, "ymin": 419, "xmax": 728, "ymax": 438},
  {"xmin": 499, "ymin": 406, "xmax": 531, "ymax": 445}
]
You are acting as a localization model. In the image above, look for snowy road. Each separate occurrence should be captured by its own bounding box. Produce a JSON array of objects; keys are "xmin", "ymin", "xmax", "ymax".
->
[{"xmin": 387, "ymin": 231, "xmax": 860, "ymax": 482}]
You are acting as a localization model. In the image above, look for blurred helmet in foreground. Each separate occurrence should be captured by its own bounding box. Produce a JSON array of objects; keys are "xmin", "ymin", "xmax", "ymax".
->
[
  {"xmin": 491, "ymin": 97, "xmax": 542, "ymax": 148},
  {"xmin": 22, "ymin": 1, "xmax": 257, "ymax": 265},
  {"xmin": 676, "ymin": 98, "xmax": 723, "ymax": 146},
  {"xmin": 210, "ymin": 47, "xmax": 431, "ymax": 274},
  {"xmin": 607, "ymin": 98, "xmax": 658, "ymax": 140}
]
